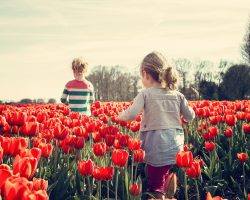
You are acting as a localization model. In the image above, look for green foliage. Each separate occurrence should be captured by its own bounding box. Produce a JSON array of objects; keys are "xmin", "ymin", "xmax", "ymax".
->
[{"xmin": 220, "ymin": 64, "xmax": 250, "ymax": 100}]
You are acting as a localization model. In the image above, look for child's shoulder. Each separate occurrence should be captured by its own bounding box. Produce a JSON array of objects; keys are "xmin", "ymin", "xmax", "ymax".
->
[{"xmin": 65, "ymin": 79, "xmax": 93, "ymax": 90}]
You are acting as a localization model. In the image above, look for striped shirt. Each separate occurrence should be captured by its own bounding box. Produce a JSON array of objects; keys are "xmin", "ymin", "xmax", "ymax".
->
[{"xmin": 61, "ymin": 79, "xmax": 95, "ymax": 116}]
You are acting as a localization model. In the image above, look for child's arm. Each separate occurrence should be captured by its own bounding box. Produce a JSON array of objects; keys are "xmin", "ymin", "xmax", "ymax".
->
[
  {"xmin": 117, "ymin": 92, "xmax": 144, "ymax": 122},
  {"xmin": 61, "ymin": 87, "xmax": 69, "ymax": 104},
  {"xmin": 89, "ymin": 83, "xmax": 95, "ymax": 103},
  {"xmin": 180, "ymin": 95, "xmax": 195, "ymax": 122}
]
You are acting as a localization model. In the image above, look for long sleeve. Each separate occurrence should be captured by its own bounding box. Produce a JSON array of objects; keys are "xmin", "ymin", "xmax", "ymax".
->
[
  {"xmin": 89, "ymin": 83, "xmax": 95, "ymax": 103},
  {"xmin": 180, "ymin": 95, "xmax": 195, "ymax": 122},
  {"xmin": 61, "ymin": 87, "xmax": 69, "ymax": 103},
  {"xmin": 118, "ymin": 92, "xmax": 145, "ymax": 121}
]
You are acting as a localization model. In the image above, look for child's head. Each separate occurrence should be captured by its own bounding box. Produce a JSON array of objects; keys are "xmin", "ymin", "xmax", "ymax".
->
[
  {"xmin": 140, "ymin": 51, "xmax": 179, "ymax": 90},
  {"xmin": 72, "ymin": 57, "xmax": 88, "ymax": 79}
]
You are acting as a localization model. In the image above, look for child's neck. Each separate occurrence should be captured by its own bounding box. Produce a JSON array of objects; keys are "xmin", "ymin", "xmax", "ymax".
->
[
  {"xmin": 148, "ymin": 81, "xmax": 162, "ymax": 88},
  {"xmin": 75, "ymin": 77, "xmax": 84, "ymax": 81}
]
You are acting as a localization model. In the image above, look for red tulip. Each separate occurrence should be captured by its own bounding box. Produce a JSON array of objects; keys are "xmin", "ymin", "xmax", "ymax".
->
[
  {"xmin": 72, "ymin": 136, "xmax": 85, "ymax": 149},
  {"xmin": 20, "ymin": 122, "xmax": 39, "ymax": 136},
  {"xmin": 60, "ymin": 141, "xmax": 73, "ymax": 154},
  {"xmin": 236, "ymin": 111, "xmax": 246, "ymax": 120},
  {"xmin": 176, "ymin": 151, "xmax": 193, "ymax": 168},
  {"xmin": 11, "ymin": 125, "xmax": 19, "ymax": 135},
  {"xmin": 133, "ymin": 149, "xmax": 145, "ymax": 163},
  {"xmin": 246, "ymin": 113, "xmax": 250, "ymax": 122},
  {"xmin": 128, "ymin": 138, "xmax": 141, "ymax": 151},
  {"xmin": 72, "ymin": 126, "xmax": 88, "ymax": 138},
  {"xmin": 206, "ymin": 192, "xmax": 224, "ymax": 200},
  {"xmin": 183, "ymin": 145, "xmax": 189, "ymax": 152},
  {"xmin": 8, "ymin": 111, "xmax": 27, "ymax": 126},
  {"xmin": 32, "ymin": 177, "xmax": 48, "ymax": 191},
  {"xmin": 164, "ymin": 173, "xmax": 177, "ymax": 198},
  {"xmin": 237, "ymin": 153, "xmax": 248, "ymax": 163},
  {"xmin": 1, "ymin": 122, "xmax": 11, "ymax": 133},
  {"xmin": 98, "ymin": 114, "xmax": 108, "ymax": 124},
  {"xmin": 93, "ymin": 166, "xmax": 114, "ymax": 181},
  {"xmin": 53, "ymin": 124, "xmax": 70, "ymax": 140},
  {"xmin": 129, "ymin": 183, "xmax": 140, "ymax": 196},
  {"xmin": 243, "ymin": 123, "xmax": 250, "ymax": 134},
  {"xmin": 3, "ymin": 176, "xmax": 33, "ymax": 200},
  {"xmin": 13, "ymin": 155, "xmax": 38, "ymax": 179},
  {"xmin": 130, "ymin": 121, "xmax": 140, "ymax": 132},
  {"xmin": 38, "ymin": 143, "xmax": 53, "ymax": 158},
  {"xmin": 203, "ymin": 132, "xmax": 215, "ymax": 141},
  {"xmin": 0, "ymin": 145, "xmax": 3, "ymax": 163},
  {"xmin": 22, "ymin": 189, "xmax": 49, "ymax": 200},
  {"xmin": 112, "ymin": 149, "xmax": 129, "ymax": 167},
  {"xmin": 78, "ymin": 159, "xmax": 94, "ymax": 177},
  {"xmin": 0, "ymin": 115, "xmax": 6, "ymax": 127},
  {"xmin": 105, "ymin": 134, "xmax": 115, "ymax": 146},
  {"xmin": 224, "ymin": 126, "xmax": 233, "ymax": 137},
  {"xmin": 208, "ymin": 126, "xmax": 219, "ymax": 137},
  {"xmin": 225, "ymin": 114, "xmax": 237, "ymax": 126},
  {"xmin": 2, "ymin": 137, "xmax": 29, "ymax": 157},
  {"xmin": 209, "ymin": 116, "xmax": 219, "ymax": 125},
  {"xmin": 93, "ymin": 142, "xmax": 107, "ymax": 156},
  {"xmin": 0, "ymin": 164, "xmax": 12, "ymax": 189},
  {"xmin": 20, "ymin": 147, "xmax": 42, "ymax": 162},
  {"xmin": 205, "ymin": 141, "xmax": 215, "ymax": 152},
  {"xmin": 32, "ymin": 137, "xmax": 47, "ymax": 147},
  {"xmin": 186, "ymin": 160, "xmax": 201, "ymax": 179},
  {"xmin": 119, "ymin": 134, "xmax": 131, "ymax": 147},
  {"xmin": 37, "ymin": 112, "xmax": 49, "ymax": 123},
  {"xmin": 92, "ymin": 132, "xmax": 103, "ymax": 143}
]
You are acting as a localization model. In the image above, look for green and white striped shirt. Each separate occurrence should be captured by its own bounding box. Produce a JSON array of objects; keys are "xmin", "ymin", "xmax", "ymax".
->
[{"xmin": 61, "ymin": 79, "xmax": 95, "ymax": 116}]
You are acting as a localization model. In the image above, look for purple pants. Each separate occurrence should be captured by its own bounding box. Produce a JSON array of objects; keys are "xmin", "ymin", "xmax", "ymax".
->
[{"xmin": 146, "ymin": 164, "xmax": 172, "ymax": 194}]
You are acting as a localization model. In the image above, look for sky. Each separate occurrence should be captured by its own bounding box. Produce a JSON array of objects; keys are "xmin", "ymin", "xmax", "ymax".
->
[{"xmin": 0, "ymin": 0, "xmax": 249, "ymax": 102}]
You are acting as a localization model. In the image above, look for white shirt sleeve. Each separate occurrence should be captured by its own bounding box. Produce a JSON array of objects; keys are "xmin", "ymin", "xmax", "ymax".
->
[
  {"xmin": 118, "ymin": 92, "xmax": 145, "ymax": 121},
  {"xmin": 180, "ymin": 94, "xmax": 195, "ymax": 122}
]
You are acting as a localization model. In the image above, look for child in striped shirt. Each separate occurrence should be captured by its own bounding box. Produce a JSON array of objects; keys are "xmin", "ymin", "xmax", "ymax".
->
[{"xmin": 61, "ymin": 57, "xmax": 95, "ymax": 116}]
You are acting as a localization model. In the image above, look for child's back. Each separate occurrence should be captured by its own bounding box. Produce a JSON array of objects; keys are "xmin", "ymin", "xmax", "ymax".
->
[{"xmin": 61, "ymin": 57, "xmax": 94, "ymax": 116}]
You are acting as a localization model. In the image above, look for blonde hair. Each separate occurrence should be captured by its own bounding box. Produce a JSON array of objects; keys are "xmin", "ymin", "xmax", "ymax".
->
[
  {"xmin": 141, "ymin": 51, "xmax": 179, "ymax": 90},
  {"xmin": 72, "ymin": 57, "xmax": 88, "ymax": 74}
]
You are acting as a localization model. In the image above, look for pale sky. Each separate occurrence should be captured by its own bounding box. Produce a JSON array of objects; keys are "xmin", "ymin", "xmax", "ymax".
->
[{"xmin": 0, "ymin": 0, "xmax": 249, "ymax": 102}]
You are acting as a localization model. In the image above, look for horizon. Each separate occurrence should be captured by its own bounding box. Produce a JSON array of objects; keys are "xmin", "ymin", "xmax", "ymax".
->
[{"xmin": 0, "ymin": 0, "xmax": 249, "ymax": 102}]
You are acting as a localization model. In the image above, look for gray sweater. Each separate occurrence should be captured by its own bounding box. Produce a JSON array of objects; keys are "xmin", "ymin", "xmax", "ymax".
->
[{"xmin": 118, "ymin": 88, "xmax": 195, "ymax": 131}]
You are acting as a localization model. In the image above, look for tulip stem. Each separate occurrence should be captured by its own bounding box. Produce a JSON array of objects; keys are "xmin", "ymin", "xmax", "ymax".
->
[
  {"xmin": 107, "ymin": 180, "xmax": 110, "ymax": 200},
  {"xmin": 115, "ymin": 168, "xmax": 119, "ymax": 200},
  {"xmin": 98, "ymin": 181, "xmax": 102, "ymax": 199},
  {"xmin": 88, "ymin": 176, "xmax": 91, "ymax": 199},
  {"xmin": 184, "ymin": 169, "xmax": 188, "ymax": 200},
  {"xmin": 195, "ymin": 179, "xmax": 200, "ymax": 200},
  {"xmin": 134, "ymin": 164, "xmax": 138, "ymax": 181},
  {"xmin": 243, "ymin": 163, "xmax": 247, "ymax": 198},
  {"xmin": 131, "ymin": 152, "xmax": 134, "ymax": 182}
]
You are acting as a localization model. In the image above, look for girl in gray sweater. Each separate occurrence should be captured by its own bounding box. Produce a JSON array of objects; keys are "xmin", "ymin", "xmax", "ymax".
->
[{"xmin": 118, "ymin": 51, "xmax": 195, "ymax": 198}]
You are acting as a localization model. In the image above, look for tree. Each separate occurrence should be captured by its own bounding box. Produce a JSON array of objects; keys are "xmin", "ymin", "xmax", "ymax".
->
[
  {"xmin": 199, "ymin": 80, "xmax": 218, "ymax": 100},
  {"xmin": 220, "ymin": 64, "xmax": 250, "ymax": 100},
  {"xmin": 87, "ymin": 65, "xmax": 140, "ymax": 101},
  {"xmin": 19, "ymin": 98, "xmax": 33, "ymax": 104},
  {"xmin": 174, "ymin": 58, "xmax": 192, "ymax": 91},
  {"xmin": 242, "ymin": 16, "xmax": 250, "ymax": 64},
  {"xmin": 48, "ymin": 98, "xmax": 57, "ymax": 104}
]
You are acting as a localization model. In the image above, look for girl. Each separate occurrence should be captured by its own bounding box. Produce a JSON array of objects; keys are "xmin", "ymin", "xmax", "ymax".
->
[
  {"xmin": 61, "ymin": 57, "xmax": 95, "ymax": 116},
  {"xmin": 117, "ymin": 52, "xmax": 195, "ymax": 199}
]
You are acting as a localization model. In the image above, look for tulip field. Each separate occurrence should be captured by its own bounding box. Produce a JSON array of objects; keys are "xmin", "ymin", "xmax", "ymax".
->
[{"xmin": 0, "ymin": 101, "xmax": 250, "ymax": 200}]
